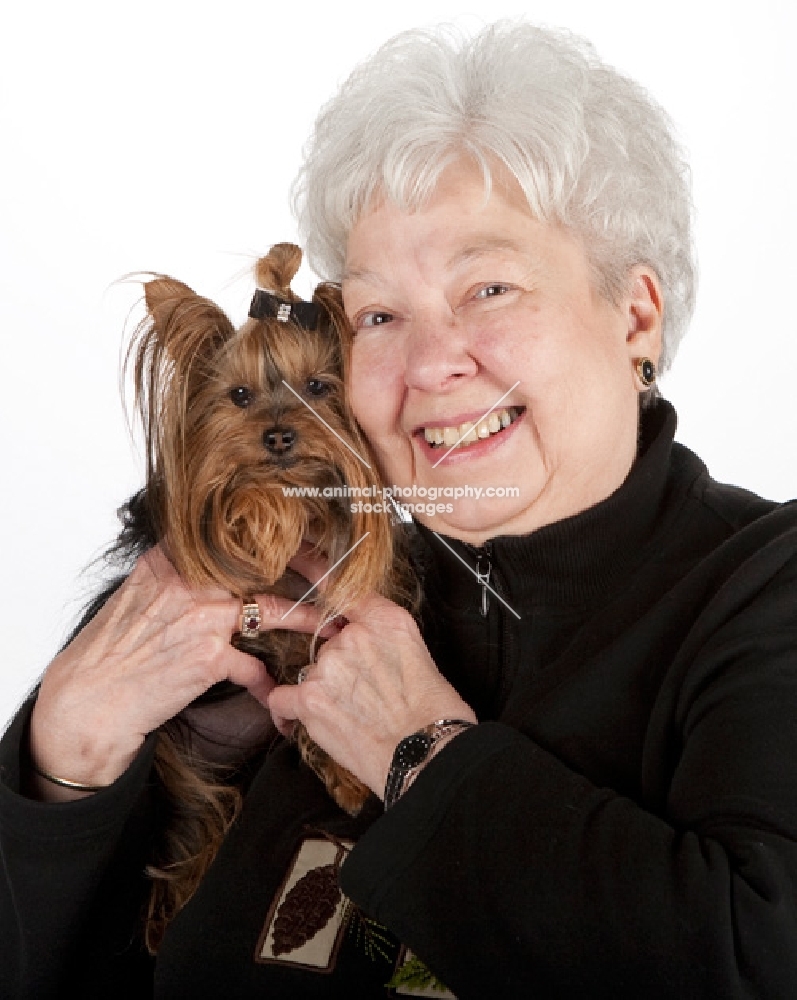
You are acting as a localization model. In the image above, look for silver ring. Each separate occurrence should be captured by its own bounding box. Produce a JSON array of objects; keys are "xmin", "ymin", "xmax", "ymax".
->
[
  {"xmin": 296, "ymin": 666, "xmax": 310, "ymax": 685},
  {"xmin": 240, "ymin": 600, "xmax": 261, "ymax": 637}
]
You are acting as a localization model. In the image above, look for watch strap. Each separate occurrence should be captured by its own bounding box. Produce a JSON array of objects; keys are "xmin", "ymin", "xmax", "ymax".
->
[{"xmin": 383, "ymin": 719, "xmax": 476, "ymax": 809}]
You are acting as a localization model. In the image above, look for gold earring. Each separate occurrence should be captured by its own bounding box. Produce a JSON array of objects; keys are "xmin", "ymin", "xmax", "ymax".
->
[{"xmin": 635, "ymin": 358, "xmax": 656, "ymax": 388}]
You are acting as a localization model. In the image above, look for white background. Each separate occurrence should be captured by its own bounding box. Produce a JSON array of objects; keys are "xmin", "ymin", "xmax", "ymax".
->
[{"xmin": 1, "ymin": 0, "xmax": 795, "ymax": 728}]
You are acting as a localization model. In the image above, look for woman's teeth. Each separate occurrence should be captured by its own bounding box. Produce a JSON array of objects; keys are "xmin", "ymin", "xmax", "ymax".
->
[{"xmin": 422, "ymin": 406, "xmax": 523, "ymax": 449}]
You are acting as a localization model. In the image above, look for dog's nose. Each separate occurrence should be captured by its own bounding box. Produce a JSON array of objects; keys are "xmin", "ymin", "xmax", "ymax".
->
[{"xmin": 264, "ymin": 426, "xmax": 297, "ymax": 454}]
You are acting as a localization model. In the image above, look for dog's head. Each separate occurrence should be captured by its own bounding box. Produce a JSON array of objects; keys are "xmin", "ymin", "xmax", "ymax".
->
[{"xmin": 131, "ymin": 244, "xmax": 398, "ymax": 613}]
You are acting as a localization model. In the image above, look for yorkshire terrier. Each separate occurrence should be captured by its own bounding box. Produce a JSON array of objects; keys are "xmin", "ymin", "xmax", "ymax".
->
[{"xmin": 130, "ymin": 243, "xmax": 417, "ymax": 815}]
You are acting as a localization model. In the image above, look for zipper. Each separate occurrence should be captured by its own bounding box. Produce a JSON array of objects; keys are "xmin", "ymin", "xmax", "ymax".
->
[
  {"xmin": 465, "ymin": 538, "xmax": 517, "ymax": 713},
  {"xmin": 466, "ymin": 539, "xmax": 494, "ymax": 618},
  {"xmin": 476, "ymin": 548, "xmax": 492, "ymax": 617}
]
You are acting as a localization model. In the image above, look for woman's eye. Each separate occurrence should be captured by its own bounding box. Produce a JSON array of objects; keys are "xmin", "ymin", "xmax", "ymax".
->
[
  {"xmin": 230, "ymin": 386, "xmax": 253, "ymax": 408},
  {"xmin": 306, "ymin": 378, "xmax": 332, "ymax": 398},
  {"xmin": 359, "ymin": 311, "xmax": 393, "ymax": 328},
  {"xmin": 475, "ymin": 284, "xmax": 511, "ymax": 299}
]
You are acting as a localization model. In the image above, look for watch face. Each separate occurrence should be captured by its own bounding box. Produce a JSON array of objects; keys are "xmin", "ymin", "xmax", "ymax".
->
[{"xmin": 396, "ymin": 733, "xmax": 432, "ymax": 768}]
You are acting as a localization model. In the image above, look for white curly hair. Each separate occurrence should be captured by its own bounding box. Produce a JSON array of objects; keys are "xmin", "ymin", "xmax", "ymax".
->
[{"xmin": 293, "ymin": 21, "xmax": 696, "ymax": 372}]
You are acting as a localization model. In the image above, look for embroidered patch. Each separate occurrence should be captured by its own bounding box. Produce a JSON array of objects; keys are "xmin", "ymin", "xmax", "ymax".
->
[
  {"xmin": 390, "ymin": 947, "xmax": 457, "ymax": 997},
  {"xmin": 255, "ymin": 837, "xmax": 354, "ymax": 972}
]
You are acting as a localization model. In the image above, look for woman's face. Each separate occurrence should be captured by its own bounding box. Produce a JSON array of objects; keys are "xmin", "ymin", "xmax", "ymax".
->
[{"xmin": 342, "ymin": 159, "xmax": 662, "ymax": 545}]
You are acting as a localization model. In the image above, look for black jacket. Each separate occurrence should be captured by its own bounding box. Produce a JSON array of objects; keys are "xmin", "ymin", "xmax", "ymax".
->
[{"xmin": 2, "ymin": 399, "xmax": 797, "ymax": 999}]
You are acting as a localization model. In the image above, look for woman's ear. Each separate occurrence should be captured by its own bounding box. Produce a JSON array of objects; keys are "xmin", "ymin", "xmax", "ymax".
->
[{"xmin": 624, "ymin": 266, "xmax": 663, "ymax": 369}]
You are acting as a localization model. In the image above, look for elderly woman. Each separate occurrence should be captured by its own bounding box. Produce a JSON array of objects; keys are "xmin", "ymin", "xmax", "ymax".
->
[{"xmin": 2, "ymin": 22, "xmax": 797, "ymax": 1000}]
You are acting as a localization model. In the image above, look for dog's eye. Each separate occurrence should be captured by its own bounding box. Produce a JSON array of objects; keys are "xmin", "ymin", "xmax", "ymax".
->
[
  {"xmin": 230, "ymin": 386, "xmax": 253, "ymax": 408},
  {"xmin": 306, "ymin": 379, "xmax": 332, "ymax": 398}
]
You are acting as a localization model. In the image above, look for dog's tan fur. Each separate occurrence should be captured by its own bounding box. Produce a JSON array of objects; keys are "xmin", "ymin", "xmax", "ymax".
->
[{"xmin": 132, "ymin": 243, "xmax": 417, "ymax": 816}]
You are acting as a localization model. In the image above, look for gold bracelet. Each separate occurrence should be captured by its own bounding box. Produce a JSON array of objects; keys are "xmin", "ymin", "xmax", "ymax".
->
[{"xmin": 31, "ymin": 763, "xmax": 109, "ymax": 793}]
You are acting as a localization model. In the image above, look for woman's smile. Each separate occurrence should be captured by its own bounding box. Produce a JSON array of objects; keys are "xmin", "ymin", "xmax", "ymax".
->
[{"xmin": 413, "ymin": 404, "xmax": 526, "ymax": 465}]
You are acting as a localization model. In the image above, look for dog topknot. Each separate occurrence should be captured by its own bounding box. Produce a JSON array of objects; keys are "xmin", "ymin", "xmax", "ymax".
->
[{"xmin": 255, "ymin": 243, "xmax": 303, "ymax": 299}]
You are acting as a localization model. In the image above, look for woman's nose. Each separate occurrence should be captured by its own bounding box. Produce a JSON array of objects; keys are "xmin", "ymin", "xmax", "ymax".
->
[{"xmin": 403, "ymin": 311, "xmax": 478, "ymax": 391}]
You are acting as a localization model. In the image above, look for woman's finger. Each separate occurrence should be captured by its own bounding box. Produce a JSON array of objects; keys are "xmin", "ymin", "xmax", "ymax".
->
[
  {"xmin": 266, "ymin": 680, "xmax": 306, "ymax": 739},
  {"xmin": 226, "ymin": 649, "xmax": 277, "ymax": 708},
  {"xmin": 224, "ymin": 592, "xmax": 332, "ymax": 636},
  {"xmin": 138, "ymin": 543, "xmax": 335, "ymax": 638},
  {"xmin": 271, "ymin": 706, "xmax": 298, "ymax": 739},
  {"xmin": 267, "ymin": 682, "xmax": 303, "ymax": 729}
]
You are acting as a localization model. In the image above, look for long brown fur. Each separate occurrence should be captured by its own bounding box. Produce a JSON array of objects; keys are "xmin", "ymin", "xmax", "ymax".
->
[{"xmin": 129, "ymin": 244, "xmax": 418, "ymax": 952}]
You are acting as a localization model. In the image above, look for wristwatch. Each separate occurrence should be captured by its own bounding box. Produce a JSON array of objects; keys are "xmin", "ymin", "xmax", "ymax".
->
[{"xmin": 383, "ymin": 719, "xmax": 476, "ymax": 809}]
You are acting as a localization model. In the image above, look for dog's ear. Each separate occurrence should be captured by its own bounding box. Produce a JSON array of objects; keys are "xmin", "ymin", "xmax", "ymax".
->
[
  {"xmin": 255, "ymin": 243, "xmax": 303, "ymax": 298},
  {"xmin": 142, "ymin": 276, "xmax": 236, "ymax": 367},
  {"xmin": 130, "ymin": 276, "xmax": 236, "ymax": 513},
  {"xmin": 313, "ymin": 280, "xmax": 353, "ymax": 379},
  {"xmin": 144, "ymin": 276, "xmax": 197, "ymax": 334}
]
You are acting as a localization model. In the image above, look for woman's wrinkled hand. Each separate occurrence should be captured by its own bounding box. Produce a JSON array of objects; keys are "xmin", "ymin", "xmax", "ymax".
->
[
  {"xmin": 29, "ymin": 544, "xmax": 333, "ymax": 798},
  {"xmin": 267, "ymin": 587, "xmax": 477, "ymax": 798}
]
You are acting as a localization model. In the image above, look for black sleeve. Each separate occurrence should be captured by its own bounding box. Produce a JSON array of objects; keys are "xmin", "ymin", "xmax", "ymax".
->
[
  {"xmin": 340, "ymin": 543, "xmax": 797, "ymax": 999},
  {"xmin": 0, "ymin": 700, "xmax": 158, "ymax": 1000}
]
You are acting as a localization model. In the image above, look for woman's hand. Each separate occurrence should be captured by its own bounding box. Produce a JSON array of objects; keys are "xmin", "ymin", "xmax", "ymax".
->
[
  {"xmin": 28, "ymin": 545, "xmax": 332, "ymax": 800},
  {"xmin": 267, "ymin": 591, "xmax": 477, "ymax": 798}
]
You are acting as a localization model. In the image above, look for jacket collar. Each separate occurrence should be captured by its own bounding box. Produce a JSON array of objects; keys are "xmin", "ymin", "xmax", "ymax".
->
[{"xmin": 411, "ymin": 398, "xmax": 699, "ymax": 609}]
